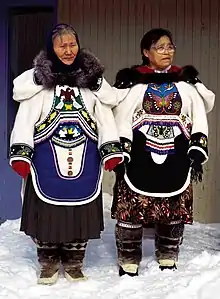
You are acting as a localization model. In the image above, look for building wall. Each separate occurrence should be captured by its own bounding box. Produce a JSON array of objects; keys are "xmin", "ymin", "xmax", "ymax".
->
[
  {"xmin": 0, "ymin": 0, "xmax": 57, "ymax": 220},
  {"xmin": 58, "ymin": 0, "xmax": 220, "ymax": 223}
]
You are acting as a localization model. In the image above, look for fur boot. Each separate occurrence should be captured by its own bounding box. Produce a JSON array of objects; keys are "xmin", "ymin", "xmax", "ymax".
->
[
  {"xmin": 36, "ymin": 242, "xmax": 60, "ymax": 285},
  {"xmin": 61, "ymin": 240, "xmax": 88, "ymax": 282},
  {"xmin": 155, "ymin": 221, "xmax": 184, "ymax": 270},
  {"xmin": 115, "ymin": 222, "xmax": 143, "ymax": 276}
]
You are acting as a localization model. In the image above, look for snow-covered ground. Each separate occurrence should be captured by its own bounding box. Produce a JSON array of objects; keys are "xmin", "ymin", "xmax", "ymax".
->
[{"xmin": 1, "ymin": 193, "xmax": 220, "ymax": 299}]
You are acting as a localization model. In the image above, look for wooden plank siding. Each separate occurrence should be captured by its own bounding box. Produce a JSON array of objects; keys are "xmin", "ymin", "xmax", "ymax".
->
[{"xmin": 58, "ymin": 0, "xmax": 220, "ymax": 223}]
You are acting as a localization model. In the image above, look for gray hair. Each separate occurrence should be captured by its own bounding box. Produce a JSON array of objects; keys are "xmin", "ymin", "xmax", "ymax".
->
[{"xmin": 51, "ymin": 24, "xmax": 77, "ymax": 42}]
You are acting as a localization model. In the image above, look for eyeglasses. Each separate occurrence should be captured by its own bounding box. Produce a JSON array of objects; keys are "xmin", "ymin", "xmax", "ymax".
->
[{"xmin": 151, "ymin": 45, "xmax": 176, "ymax": 54}]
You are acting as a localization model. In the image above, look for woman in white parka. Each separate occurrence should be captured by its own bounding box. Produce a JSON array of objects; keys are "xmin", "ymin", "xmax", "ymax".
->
[
  {"xmin": 111, "ymin": 28, "xmax": 215, "ymax": 276},
  {"xmin": 10, "ymin": 24, "xmax": 123, "ymax": 285}
]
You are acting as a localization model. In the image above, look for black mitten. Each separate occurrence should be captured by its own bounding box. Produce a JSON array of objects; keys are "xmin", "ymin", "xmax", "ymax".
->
[{"xmin": 188, "ymin": 149, "xmax": 205, "ymax": 183}]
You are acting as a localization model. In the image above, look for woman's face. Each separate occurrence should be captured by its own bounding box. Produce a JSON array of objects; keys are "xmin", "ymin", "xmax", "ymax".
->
[
  {"xmin": 53, "ymin": 33, "xmax": 79, "ymax": 65},
  {"xmin": 143, "ymin": 36, "xmax": 175, "ymax": 70}
]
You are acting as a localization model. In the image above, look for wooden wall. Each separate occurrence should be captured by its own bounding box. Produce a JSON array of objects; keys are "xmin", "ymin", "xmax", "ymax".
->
[{"xmin": 58, "ymin": 0, "xmax": 220, "ymax": 223}]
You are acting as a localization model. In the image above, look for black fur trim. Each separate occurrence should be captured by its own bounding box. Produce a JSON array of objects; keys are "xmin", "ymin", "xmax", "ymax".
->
[
  {"xmin": 114, "ymin": 65, "xmax": 201, "ymax": 88},
  {"xmin": 179, "ymin": 65, "xmax": 201, "ymax": 84},
  {"xmin": 33, "ymin": 48, "xmax": 105, "ymax": 90},
  {"xmin": 180, "ymin": 65, "xmax": 198, "ymax": 78},
  {"xmin": 114, "ymin": 68, "xmax": 142, "ymax": 88}
]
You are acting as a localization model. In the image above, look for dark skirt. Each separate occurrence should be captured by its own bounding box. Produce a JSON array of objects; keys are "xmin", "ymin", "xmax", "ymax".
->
[
  {"xmin": 20, "ymin": 176, "xmax": 104, "ymax": 243},
  {"xmin": 111, "ymin": 177, "xmax": 193, "ymax": 225}
]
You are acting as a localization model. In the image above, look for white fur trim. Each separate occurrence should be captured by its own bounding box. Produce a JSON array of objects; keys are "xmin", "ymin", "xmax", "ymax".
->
[
  {"xmin": 188, "ymin": 146, "xmax": 208, "ymax": 164},
  {"xmin": 102, "ymin": 153, "xmax": 124, "ymax": 165},
  {"xmin": 9, "ymin": 157, "xmax": 31, "ymax": 166},
  {"xmin": 123, "ymin": 152, "xmax": 131, "ymax": 163}
]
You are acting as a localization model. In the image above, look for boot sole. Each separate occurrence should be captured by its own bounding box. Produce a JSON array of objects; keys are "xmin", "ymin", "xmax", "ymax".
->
[
  {"xmin": 119, "ymin": 264, "xmax": 139, "ymax": 277},
  {"xmin": 37, "ymin": 271, "xmax": 59, "ymax": 285},
  {"xmin": 64, "ymin": 271, "xmax": 88, "ymax": 282},
  {"xmin": 159, "ymin": 259, "xmax": 177, "ymax": 271}
]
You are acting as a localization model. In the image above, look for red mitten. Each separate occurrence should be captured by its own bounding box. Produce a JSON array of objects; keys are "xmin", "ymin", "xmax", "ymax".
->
[
  {"xmin": 104, "ymin": 157, "xmax": 123, "ymax": 171},
  {"xmin": 12, "ymin": 161, "xmax": 30, "ymax": 179}
]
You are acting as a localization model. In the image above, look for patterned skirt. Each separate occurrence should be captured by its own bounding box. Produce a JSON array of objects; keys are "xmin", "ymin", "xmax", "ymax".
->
[{"xmin": 111, "ymin": 177, "xmax": 193, "ymax": 225}]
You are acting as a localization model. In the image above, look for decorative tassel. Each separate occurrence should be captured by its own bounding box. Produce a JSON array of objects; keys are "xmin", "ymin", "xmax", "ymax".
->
[{"xmin": 190, "ymin": 162, "xmax": 203, "ymax": 183}]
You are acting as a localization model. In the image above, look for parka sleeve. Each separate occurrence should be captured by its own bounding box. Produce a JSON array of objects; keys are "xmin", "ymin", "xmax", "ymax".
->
[
  {"xmin": 194, "ymin": 82, "xmax": 215, "ymax": 114},
  {"xmin": 92, "ymin": 77, "xmax": 119, "ymax": 107},
  {"xmin": 188, "ymin": 86, "xmax": 211, "ymax": 163},
  {"xmin": 112, "ymin": 85, "xmax": 144, "ymax": 162},
  {"xmin": 94, "ymin": 99, "xmax": 123, "ymax": 164},
  {"xmin": 9, "ymin": 94, "xmax": 43, "ymax": 165},
  {"xmin": 13, "ymin": 68, "xmax": 44, "ymax": 102}
]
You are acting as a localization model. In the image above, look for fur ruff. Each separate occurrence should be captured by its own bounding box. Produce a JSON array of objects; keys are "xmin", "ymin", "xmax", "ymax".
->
[
  {"xmin": 33, "ymin": 48, "xmax": 105, "ymax": 89},
  {"xmin": 114, "ymin": 65, "xmax": 200, "ymax": 88}
]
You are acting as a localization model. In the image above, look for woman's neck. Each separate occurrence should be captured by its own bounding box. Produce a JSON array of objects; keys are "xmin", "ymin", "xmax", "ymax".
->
[{"xmin": 148, "ymin": 64, "xmax": 171, "ymax": 73}]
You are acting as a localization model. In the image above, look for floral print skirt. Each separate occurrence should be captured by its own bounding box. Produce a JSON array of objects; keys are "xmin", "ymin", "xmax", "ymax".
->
[{"xmin": 111, "ymin": 177, "xmax": 193, "ymax": 225}]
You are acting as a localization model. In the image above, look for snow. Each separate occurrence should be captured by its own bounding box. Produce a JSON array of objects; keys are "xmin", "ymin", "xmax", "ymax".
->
[{"xmin": 1, "ymin": 193, "xmax": 220, "ymax": 298}]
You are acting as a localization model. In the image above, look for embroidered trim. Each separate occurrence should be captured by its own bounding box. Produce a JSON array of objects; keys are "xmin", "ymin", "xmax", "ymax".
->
[
  {"xmin": 189, "ymin": 133, "xmax": 208, "ymax": 155},
  {"xmin": 133, "ymin": 113, "xmax": 192, "ymax": 155},
  {"xmin": 62, "ymin": 242, "xmax": 87, "ymax": 250},
  {"xmin": 34, "ymin": 115, "xmax": 98, "ymax": 144},
  {"xmin": 120, "ymin": 137, "xmax": 132, "ymax": 154},
  {"xmin": 10, "ymin": 143, "xmax": 34, "ymax": 162},
  {"xmin": 146, "ymin": 139, "xmax": 175, "ymax": 155},
  {"xmin": 117, "ymin": 221, "xmax": 142, "ymax": 229},
  {"xmin": 34, "ymin": 86, "xmax": 98, "ymax": 144},
  {"xmin": 99, "ymin": 141, "xmax": 122, "ymax": 161},
  {"xmin": 51, "ymin": 123, "xmax": 87, "ymax": 148},
  {"xmin": 52, "ymin": 135, "xmax": 86, "ymax": 148},
  {"xmin": 133, "ymin": 112, "xmax": 192, "ymax": 139}
]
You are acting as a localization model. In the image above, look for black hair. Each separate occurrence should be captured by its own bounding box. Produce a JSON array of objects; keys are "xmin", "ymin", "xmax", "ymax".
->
[{"xmin": 140, "ymin": 28, "xmax": 173, "ymax": 65}]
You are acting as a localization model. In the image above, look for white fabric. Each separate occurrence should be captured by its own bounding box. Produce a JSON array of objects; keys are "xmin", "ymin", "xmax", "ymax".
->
[
  {"xmin": 113, "ymin": 81, "xmax": 213, "ymax": 143},
  {"xmin": 13, "ymin": 69, "xmax": 44, "ymax": 101},
  {"xmin": 10, "ymin": 71, "xmax": 122, "ymax": 166},
  {"xmin": 13, "ymin": 68, "xmax": 118, "ymax": 107},
  {"xmin": 194, "ymin": 82, "xmax": 215, "ymax": 113},
  {"xmin": 53, "ymin": 143, "xmax": 85, "ymax": 177}
]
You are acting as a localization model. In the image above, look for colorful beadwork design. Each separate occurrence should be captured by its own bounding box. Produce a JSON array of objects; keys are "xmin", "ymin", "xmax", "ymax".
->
[
  {"xmin": 10, "ymin": 144, "xmax": 34, "ymax": 162},
  {"xmin": 34, "ymin": 86, "xmax": 98, "ymax": 145},
  {"xmin": 143, "ymin": 83, "xmax": 182, "ymax": 115},
  {"xmin": 52, "ymin": 123, "xmax": 86, "ymax": 148},
  {"xmin": 100, "ymin": 141, "xmax": 122, "ymax": 161},
  {"xmin": 189, "ymin": 133, "xmax": 208, "ymax": 152}
]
